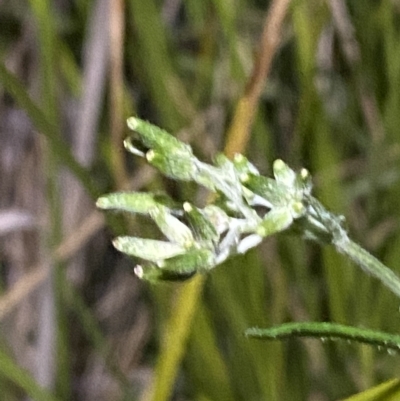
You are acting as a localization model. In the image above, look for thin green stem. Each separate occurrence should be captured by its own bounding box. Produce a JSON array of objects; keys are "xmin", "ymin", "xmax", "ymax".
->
[
  {"xmin": 334, "ymin": 236, "xmax": 400, "ymax": 300},
  {"xmin": 246, "ymin": 322, "xmax": 400, "ymax": 351},
  {"xmin": 0, "ymin": 346, "xmax": 61, "ymax": 401}
]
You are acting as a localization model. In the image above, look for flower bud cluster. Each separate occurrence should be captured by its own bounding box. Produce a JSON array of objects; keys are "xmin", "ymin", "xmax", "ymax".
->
[{"xmin": 97, "ymin": 118, "xmax": 346, "ymax": 282}]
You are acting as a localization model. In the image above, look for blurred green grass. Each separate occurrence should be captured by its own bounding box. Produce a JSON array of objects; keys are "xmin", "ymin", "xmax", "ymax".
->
[{"xmin": 1, "ymin": 0, "xmax": 400, "ymax": 400}]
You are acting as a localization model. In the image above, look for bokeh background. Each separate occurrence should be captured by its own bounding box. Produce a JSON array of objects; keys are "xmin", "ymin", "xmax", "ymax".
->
[{"xmin": 1, "ymin": 0, "xmax": 400, "ymax": 400}]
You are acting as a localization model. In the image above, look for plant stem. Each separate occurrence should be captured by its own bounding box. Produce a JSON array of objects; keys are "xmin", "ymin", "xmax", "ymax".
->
[{"xmin": 334, "ymin": 236, "xmax": 400, "ymax": 299}]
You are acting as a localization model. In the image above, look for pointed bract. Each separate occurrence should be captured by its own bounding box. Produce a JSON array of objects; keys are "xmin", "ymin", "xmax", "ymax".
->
[
  {"xmin": 183, "ymin": 202, "xmax": 219, "ymax": 244},
  {"xmin": 149, "ymin": 205, "xmax": 194, "ymax": 247},
  {"xmin": 241, "ymin": 174, "xmax": 283, "ymax": 206}
]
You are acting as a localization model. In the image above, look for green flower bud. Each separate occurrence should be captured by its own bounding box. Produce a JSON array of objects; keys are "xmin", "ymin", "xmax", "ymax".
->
[
  {"xmin": 290, "ymin": 201, "xmax": 306, "ymax": 219},
  {"xmin": 214, "ymin": 153, "xmax": 233, "ymax": 169},
  {"xmin": 241, "ymin": 174, "xmax": 283, "ymax": 207},
  {"xmin": 149, "ymin": 205, "xmax": 194, "ymax": 247},
  {"xmin": 297, "ymin": 167, "xmax": 313, "ymax": 194},
  {"xmin": 183, "ymin": 202, "xmax": 219, "ymax": 243},
  {"xmin": 256, "ymin": 207, "xmax": 293, "ymax": 237},
  {"xmin": 273, "ymin": 159, "xmax": 296, "ymax": 187},
  {"xmin": 232, "ymin": 153, "xmax": 259, "ymax": 177}
]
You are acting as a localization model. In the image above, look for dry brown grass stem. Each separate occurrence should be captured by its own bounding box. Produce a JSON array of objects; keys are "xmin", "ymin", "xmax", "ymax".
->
[
  {"xmin": 0, "ymin": 210, "xmax": 104, "ymax": 320},
  {"xmin": 224, "ymin": 0, "xmax": 292, "ymax": 158},
  {"xmin": 109, "ymin": 0, "xmax": 129, "ymax": 189}
]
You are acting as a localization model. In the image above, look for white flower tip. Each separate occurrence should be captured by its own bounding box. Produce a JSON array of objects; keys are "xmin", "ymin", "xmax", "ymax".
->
[
  {"xmin": 134, "ymin": 265, "xmax": 144, "ymax": 278},
  {"xmin": 183, "ymin": 238, "xmax": 195, "ymax": 249},
  {"xmin": 183, "ymin": 202, "xmax": 193, "ymax": 212},
  {"xmin": 240, "ymin": 173, "xmax": 249, "ymax": 182},
  {"xmin": 112, "ymin": 237, "xmax": 122, "ymax": 249},
  {"xmin": 96, "ymin": 197, "xmax": 106, "ymax": 208},
  {"xmin": 273, "ymin": 159, "xmax": 285, "ymax": 171},
  {"xmin": 292, "ymin": 201, "xmax": 305, "ymax": 217},
  {"xmin": 300, "ymin": 168, "xmax": 309, "ymax": 179},
  {"xmin": 127, "ymin": 117, "xmax": 139, "ymax": 130},
  {"xmin": 146, "ymin": 150, "xmax": 155, "ymax": 161},
  {"xmin": 123, "ymin": 138, "xmax": 132, "ymax": 149},
  {"xmin": 256, "ymin": 226, "xmax": 268, "ymax": 237},
  {"xmin": 234, "ymin": 153, "xmax": 244, "ymax": 162}
]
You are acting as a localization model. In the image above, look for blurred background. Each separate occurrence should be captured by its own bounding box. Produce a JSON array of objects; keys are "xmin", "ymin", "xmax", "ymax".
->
[{"xmin": 1, "ymin": 0, "xmax": 400, "ymax": 400}]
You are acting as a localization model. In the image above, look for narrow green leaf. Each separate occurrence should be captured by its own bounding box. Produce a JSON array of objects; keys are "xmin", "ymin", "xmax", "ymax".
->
[
  {"xmin": 127, "ymin": 117, "xmax": 192, "ymax": 154},
  {"xmin": 134, "ymin": 264, "xmax": 196, "ymax": 282},
  {"xmin": 0, "ymin": 63, "xmax": 98, "ymax": 198},
  {"xmin": 113, "ymin": 237, "xmax": 186, "ymax": 262},
  {"xmin": 341, "ymin": 379, "xmax": 400, "ymax": 401},
  {"xmin": 96, "ymin": 192, "xmax": 178, "ymax": 214},
  {"xmin": 246, "ymin": 322, "xmax": 400, "ymax": 351},
  {"xmin": 0, "ymin": 347, "xmax": 61, "ymax": 401},
  {"xmin": 126, "ymin": 0, "xmax": 188, "ymax": 130},
  {"xmin": 146, "ymin": 149, "xmax": 197, "ymax": 181}
]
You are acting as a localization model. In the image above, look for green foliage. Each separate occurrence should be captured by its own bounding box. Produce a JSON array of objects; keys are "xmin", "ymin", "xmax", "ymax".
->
[
  {"xmin": 2, "ymin": 1, "xmax": 400, "ymax": 400},
  {"xmin": 0, "ymin": 346, "xmax": 61, "ymax": 401},
  {"xmin": 246, "ymin": 323, "xmax": 400, "ymax": 352},
  {"xmin": 99, "ymin": 118, "xmax": 400, "ymax": 357},
  {"xmin": 342, "ymin": 379, "xmax": 400, "ymax": 401}
]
